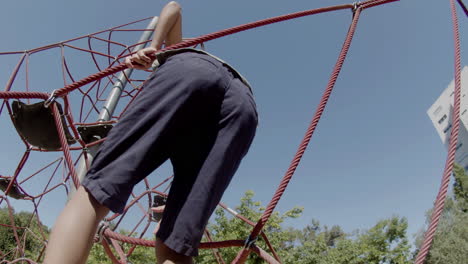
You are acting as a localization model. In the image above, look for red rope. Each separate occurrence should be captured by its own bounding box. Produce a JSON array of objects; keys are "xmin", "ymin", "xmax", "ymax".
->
[
  {"xmin": 217, "ymin": 203, "xmax": 281, "ymax": 262},
  {"xmin": 0, "ymin": 91, "xmax": 48, "ymax": 100},
  {"xmin": 0, "ymin": 0, "xmax": 399, "ymax": 262},
  {"xmin": 3, "ymin": 54, "xmax": 26, "ymax": 92},
  {"xmin": 109, "ymin": 238, "xmax": 127, "ymax": 263},
  {"xmin": 46, "ymin": 3, "xmax": 357, "ymax": 98},
  {"xmin": 205, "ymin": 230, "xmax": 226, "ymax": 264},
  {"xmin": 232, "ymin": 4, "xmax": 365, "ymax": 263},
  {"xmin": 414, "ymin": 0, "xmax": 462, "ymax": 263},
  {"xmin": 4, "ymin": 151, "xmax": 30, "ymax": 199},
  {"xmin": 104, "ymin": 228, "xmax": 240, "ymax": 249},
  {"xmin": 101, "ymin": 239, "xmax": 122, "ymax": 264},
  {"xmin": 51, "ymin": 103, "xmax": 80, "ymax": 188},
  {"xmin": 361, "ymin": 0, "xmax": 398, "ymax": 9},
  {"xmin": 3, "ymin": 198, "xmax": 23, "ymax": 257},
  {"xmin": 4, "ymin": 258, "xmax": 38, "ymax": 264},
  {"xmin": 457, "ymin": 0, "xmax": 468, "ymax": 17},
  {"xmin": 103, "ymin": 229, "xmax": 280, "ymax": 263}
]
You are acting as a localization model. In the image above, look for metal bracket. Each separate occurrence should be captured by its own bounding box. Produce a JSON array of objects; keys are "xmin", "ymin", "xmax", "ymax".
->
[
  {"xmin": 352, "ymin": 1, "xmax": 360, "ymax": 13},
  {"xmin": 77, "ymin": 123, "xmax": 114, "ymax": 144},
  {"xmin": 95, "ymin": 222, "xmax": 109, "ymax": 243},
  {"xmin": 244, "ymin": 235, "xmax": 258, "ymax": 249},
  {"xmin": 44, "ymin": 89, "xmax": 58, "ymax": 108}
]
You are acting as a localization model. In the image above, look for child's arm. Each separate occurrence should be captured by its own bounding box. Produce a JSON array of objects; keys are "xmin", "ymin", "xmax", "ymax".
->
[
  {"xmin": 126, "ymin": 1, "xmax": 183, "ymax": 69},
  {"xmin": 151, "ymin": 1, "xmax": 182, "ymax": 50}
]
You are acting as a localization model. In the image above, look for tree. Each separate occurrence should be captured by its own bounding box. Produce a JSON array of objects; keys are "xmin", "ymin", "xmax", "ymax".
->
[
  {"xmin": 87, "ymin": 229, "xmax": 156, "ymax": 264},
  {"xmin": 423, "ymin": 208, "xmax": 468, "ymax": 264},
  {"xmin": 196, "ymin": 190, "xmax": 411, "ymax": 264},
  {"xmin": 285, "ymin": 216, "xmax": 411, "ymax": 264},
  {"xmin": 88, "ymin": 189, "xmax": 413, "ymax": 263},
  {"xmin": 355, "ymin": 216, "xmax": 411, "ymax": 264},
  {"xmin": 415, "ymin": 164, "xmax": 468, "ymax": 264},
  {"xmin": 453, "ymin": 164, "xmax": 468, "ymax": 212},
  {"xmin": 0, "ymin": 207, "xmax": 49, "ymax": 262},
  {"xmin": 196, "ymin": 190, "xmax": 303, "ymax": 263},
  {"xmin": 88, "ymin": 242, "xmax": 112, "ymax": 264},
  {"xmin": 87, "ymin": 191, "xmax": 303, "ymax": 263}
]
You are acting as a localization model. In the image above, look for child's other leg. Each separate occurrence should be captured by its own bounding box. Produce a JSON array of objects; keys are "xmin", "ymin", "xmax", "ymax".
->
[
  {"xmin": 155, "ymin": 238, "xmax": 193, "ymax": 264},
  {"xmin": 43, "ymin": 186, "xmax": 109, "ymax": 264}
]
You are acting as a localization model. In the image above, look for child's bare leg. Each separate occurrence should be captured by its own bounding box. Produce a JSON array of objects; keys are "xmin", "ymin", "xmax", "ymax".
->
[
  {"xmin": 155, "ymin": 238, "xmax": 193, "ymax": 264},
  {"xmin": 43, "ymin": 186, "xmax": 109, "ymax": 264}
]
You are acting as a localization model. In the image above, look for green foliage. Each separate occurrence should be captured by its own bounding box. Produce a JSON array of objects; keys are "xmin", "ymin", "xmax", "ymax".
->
[
  {"xmin": 0, "ymin": 207, "xmax": 49, "ymax": 262},
  {"xmin": 453, "ymin": 164, "xmax": 468, "ymax": 211},
  {"xmin": 122, "ymin": 230, "xmax": 157, "ymax": 264},
  {"xmin": 85, "ymin": 165, "xmax": 458, "ymax": 264},
  {"xmin": 285, "ymin": 216, "xmax": 411, "ymax": 264},
  {"xmin": 88, "ymin": 242, "xmax": 112, "ymax": 264},
  {"xmin": 87, "ymin": 229, "xmax": 156, "ymax": 264},
  {"xmin": 195, "ymin": 190, "xmax": 303, "ymax": 264},
  {"xmin": 89, "ymin": 191, "xmax": 303, "ymax": 263},
  {"xmin": 414, "ymin": 164, "xmax": 468, "ymax": 264},
  {"xmin": 424, "ymin": 207, "xmax": 468, "ymax": 264},
  {"xmin": 356, "ymin": 217, "xmax": 411, "ymax": 264},
  {"xmin": 0, "ymin": 189, "xmax": 416, "ymax": 263},
  {"xmin": 195, "ymin": 191, "xmax": 411, "ymax": 264}
]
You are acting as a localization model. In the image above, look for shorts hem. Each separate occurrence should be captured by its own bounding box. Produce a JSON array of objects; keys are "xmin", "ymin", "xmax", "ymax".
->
[
  {"xmin": 156, "ymin": 232, "xmax": 199, "ymax": 257},
  {"xmin": 81, "ymin": 176, "xmax": 126, "ymax": 214}
]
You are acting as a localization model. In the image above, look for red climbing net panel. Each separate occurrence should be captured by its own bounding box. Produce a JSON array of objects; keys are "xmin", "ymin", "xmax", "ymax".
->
[
  {"xmin": 2, "ymin": 0, "xmax": 462, "ymax": 263},
  {"xmin": 0, "ymin": 17, "xmax": 180, "ymax": 264}
]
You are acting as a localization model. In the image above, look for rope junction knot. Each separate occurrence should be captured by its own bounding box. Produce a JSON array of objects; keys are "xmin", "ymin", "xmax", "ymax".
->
[
  {"xmin": 352, "ymin": 2, "xmax": 361, "ymax": 12},
  {"xmin": 44, "ymin": 89, "xmax": 58, "ymax": 108},
  {"xmin": 95, "ymin": 222, "xmax": 110, "ymax": 243},
  {"xmin": 244, "ymin": 235, "xmax": 258, "ymax": 249}
]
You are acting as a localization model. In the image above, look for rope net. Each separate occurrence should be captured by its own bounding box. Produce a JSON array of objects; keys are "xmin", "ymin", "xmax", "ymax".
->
[
  {"xmin": 0, "ymin": 17, "xmax": 182, "ymax": 264},
  {"xmin": 0, "ymin": 0, "xmax": 460, "ymax": 263}
]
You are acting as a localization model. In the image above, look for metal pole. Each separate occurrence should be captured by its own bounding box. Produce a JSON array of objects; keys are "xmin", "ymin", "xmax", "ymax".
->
[{"xmin": 69, "ymin": 16, "xmax": 159, "ymax": 198}]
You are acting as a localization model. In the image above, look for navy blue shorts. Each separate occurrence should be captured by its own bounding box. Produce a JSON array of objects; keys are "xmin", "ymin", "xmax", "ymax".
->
[{"xmin": 81, "ymin": 51, "xmax": 258, "ymax": 256}]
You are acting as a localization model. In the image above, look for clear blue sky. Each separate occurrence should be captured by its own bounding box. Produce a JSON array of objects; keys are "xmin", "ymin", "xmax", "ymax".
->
[{"xmin": 0, "ymin": 0, "xmax": 466, "ymax": 244}]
